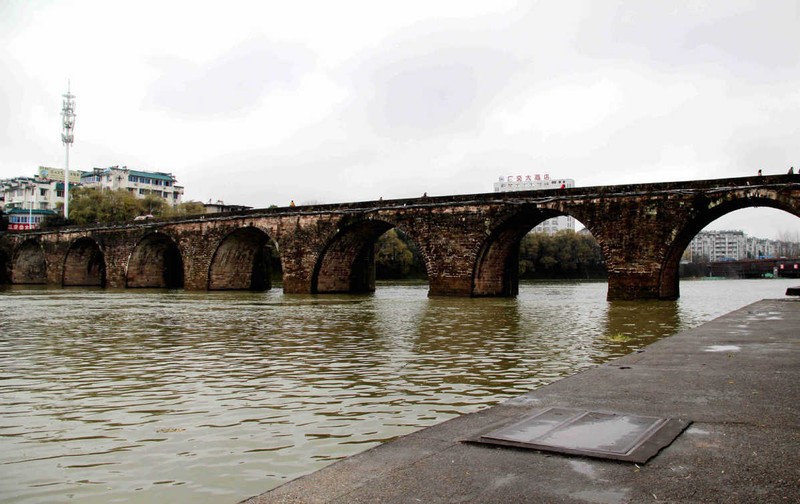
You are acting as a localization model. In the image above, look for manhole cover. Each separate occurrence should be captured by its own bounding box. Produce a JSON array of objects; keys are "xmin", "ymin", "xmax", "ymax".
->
[{"xmin": 477, "ymin": 407, "xmax": 690, "ymax": 463}]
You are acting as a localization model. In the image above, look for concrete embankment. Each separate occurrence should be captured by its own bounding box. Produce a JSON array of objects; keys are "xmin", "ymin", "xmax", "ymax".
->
[{"xmin": 243, "ymin": 298, "xmax": 799, "ymax": 504}]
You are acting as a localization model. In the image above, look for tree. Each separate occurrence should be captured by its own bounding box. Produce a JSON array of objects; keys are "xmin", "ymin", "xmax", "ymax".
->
[
  {"xmin": 376, "ymin": 229, "xmax": 414, "ymax": 278},
  {"xmin": 67, "ymin": 187, "xmax": 143, "ymax": 225},
  {"xmin": 141, "ymin": 194, "xmax": 168, "ymax": 217},
  {"xmin": 375, "ymin": 229, "xmax": 427, "ymax": 279},
  {"xmin": 67, "ymin": 186, "xmax": 102, "ymax": 224},
  {"xmin": 167, "ymin": 201, "xmax": 206, "ymax": 217},
  {"xmin": 518, "ymin": 230, "xmax": 606, "ymax": 279}
]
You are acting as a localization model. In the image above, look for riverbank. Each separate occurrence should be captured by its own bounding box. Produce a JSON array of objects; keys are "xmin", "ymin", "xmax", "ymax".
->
[{"xmin": 243, "ymin": 297, "xmax": 799, "ymax": 503}]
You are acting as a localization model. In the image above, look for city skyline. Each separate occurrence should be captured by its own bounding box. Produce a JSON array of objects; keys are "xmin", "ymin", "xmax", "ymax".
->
[{"xmin": 1, "ymin": 1, "xmax": 798, "ymax": 239}]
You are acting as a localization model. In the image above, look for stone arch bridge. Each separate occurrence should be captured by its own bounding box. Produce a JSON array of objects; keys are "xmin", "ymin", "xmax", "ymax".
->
[{"xmin": 1, "ymin": 175, "xmax": 798, "ymax": 300}]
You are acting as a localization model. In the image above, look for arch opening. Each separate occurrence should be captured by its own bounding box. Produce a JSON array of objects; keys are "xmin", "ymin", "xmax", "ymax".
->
[
  {"xmin": 374, "ymin": 228, "xmax": 428, "ymax": 282},
  {"xmin": 473, "ymin": 209, "xmax": 605, "ymax": 297},
  {"xmin": 661, "ymin": 198, "xmax": 800, "ymax": 299},
  {"xmin": 63, "ymin": 237, "xmax": 106, "ymax": 287},
  {"xmin": 208, "ymin": 227, "xmax": 281, "ymax": 291},
  {"xmin": 312, "ymin": 220, "xmax": 428, "ymax": 294},
  {"xmin": 11, "ymin": 240, "xmax": 47, "ymax": 284},
  {"xmin": 126, "ymin": 233, "xmax": 184, "ymax": 289}
]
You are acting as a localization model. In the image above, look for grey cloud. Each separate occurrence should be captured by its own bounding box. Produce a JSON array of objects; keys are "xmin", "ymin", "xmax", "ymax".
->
[
  {"xmin": 0, "ymin": 58, "xmax": 19, "ymax": 147},
  {"xmin": 376, "ymin": 61, "xmax": 480, "ymax": 131},
  {"xmin": 576, "ymin": 1, "xmax": 800, "ymax": 78},
  {"xmin": 143, "ymin": 36, "xmax": 314, "ymax": 117},
  {"xmin": 347, "ymin": 26, "xmax": 520, "ymax": 137},
  {"xmin": 0, "ymin": 53, "xmax": 58, "ymax": 173},
  {"xmin": 682, "ymin": 4, "xmax": 800, "ymax": 72}
]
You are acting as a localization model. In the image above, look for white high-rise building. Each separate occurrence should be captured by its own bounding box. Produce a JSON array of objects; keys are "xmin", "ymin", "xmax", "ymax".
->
[
  {"xmin": 744, "ymin": 236, "xmax": 775, "ymax": 259},
  {"xmin": 689, "ymin": 231, "xmax": 746, "ymax": 261},
  {"xmin": 688, "ymin": 231, "xmax": 793, "ymax": 261},
  {"xmin": 493, "ymin": 174, "xmax": 575, "ymax": 234}
]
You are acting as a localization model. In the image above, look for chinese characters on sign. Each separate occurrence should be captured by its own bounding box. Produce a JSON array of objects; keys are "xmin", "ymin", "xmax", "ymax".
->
[{"xmin": 505, "ymin": 174, "xmax": 551, "ymax": 182}]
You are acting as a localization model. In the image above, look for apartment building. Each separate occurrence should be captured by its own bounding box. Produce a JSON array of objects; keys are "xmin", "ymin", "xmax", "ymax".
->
[
  {"xmin": 0, "ymin": 169, "xmax": 79, "ymax": 212},
  {"xmin": 80, "ymin": 166, "xmax": 184, "ymax": 205},
  {"xmin": 689, "ymin": 230, "xmax": 749, "ymax": 261}
]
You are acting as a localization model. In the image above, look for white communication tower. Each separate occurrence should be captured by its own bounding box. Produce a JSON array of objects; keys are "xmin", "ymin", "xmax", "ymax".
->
[{"xmin": 61, "ymin": 82, "xmax": 76, "ymax": 219}]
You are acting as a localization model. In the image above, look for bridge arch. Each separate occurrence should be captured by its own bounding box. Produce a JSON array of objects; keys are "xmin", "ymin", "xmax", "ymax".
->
[
  {"xmin": 126, "ymin": 232, "xmax": 184, "ymax": 289},
  {"xmin": 472, "ymin": 207, "xmax": 593, "ymax": 296},
  {"xmin": 63, "ymin": 237, "xmax": 106, "ymax": 287},
  {"xmin": 208, "ymin": 226, "xmax": 279, "ymax": 291},
  {"xmin": 312, "ymin": 218, "xmax": 428, "ymax": 294},
  {"xmin": 659, "ymin": 193, "xmax": 800, "ymax": 299},
  {"xmin": 11, "ymin": 239, "xmax": 47, "ymax": 284},
  {"xmin": 313, "ymin": 219, "xmax": 393, "ymax": 294}
]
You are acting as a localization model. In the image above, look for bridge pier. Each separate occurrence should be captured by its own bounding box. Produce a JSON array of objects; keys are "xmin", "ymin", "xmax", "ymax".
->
[
  {"xmin": 428, "ymin": 275, "xmax": 473, "ymax": 297},
  {"xmin": 607, "ymin": 270, "xmax": 668, "ymax": 301},
  {"xmin": 103, "ymin": 240, "xmax": 134, "ymax": 289}
]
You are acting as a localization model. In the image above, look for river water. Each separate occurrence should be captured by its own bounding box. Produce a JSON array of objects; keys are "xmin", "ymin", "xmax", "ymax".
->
[{"xmin": 0, "ymin": 279, "xmax": 795, "ymax": 503}]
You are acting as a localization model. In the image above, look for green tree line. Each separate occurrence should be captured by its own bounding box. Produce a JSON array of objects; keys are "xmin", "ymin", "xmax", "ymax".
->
[
  {"xmin": 518, "ymin": 230, "xmax": 606, "ymax": 279},
  {"xmin": 42, "ymin": 187, "xmax": 206, "ymax": 228}
]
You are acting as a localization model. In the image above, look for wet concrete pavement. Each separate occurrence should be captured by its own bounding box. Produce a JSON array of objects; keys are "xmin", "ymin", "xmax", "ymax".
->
[{"xmin": 242, "ymin": 299, "xmax": 799, "ymax": 503}]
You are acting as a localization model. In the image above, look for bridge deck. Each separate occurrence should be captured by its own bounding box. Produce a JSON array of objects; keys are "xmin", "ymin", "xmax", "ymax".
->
[{"xmin": 243, "ymin": 297, "xmax": 800, "ymax": 504}]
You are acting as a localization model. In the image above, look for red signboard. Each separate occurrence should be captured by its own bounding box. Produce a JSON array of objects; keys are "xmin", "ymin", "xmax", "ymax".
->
[{"xmin": 8, "ymin": 223, "xmax": 33, "ymax": 231}]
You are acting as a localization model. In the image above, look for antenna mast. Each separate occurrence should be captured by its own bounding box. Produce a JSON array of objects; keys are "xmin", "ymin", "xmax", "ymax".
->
[{"xmin": 61, "ymin": 82, "xmax": 76, "ymax": 219}]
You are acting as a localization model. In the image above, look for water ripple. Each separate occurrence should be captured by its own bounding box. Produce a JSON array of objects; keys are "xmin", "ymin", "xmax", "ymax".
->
[{"xmin": 0, "ymin": 279, "xmax": 793, "ymax": 503}]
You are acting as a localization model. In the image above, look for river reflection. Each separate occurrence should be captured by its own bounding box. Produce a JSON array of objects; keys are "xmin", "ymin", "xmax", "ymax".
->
[
  {"xmin": 600, "ymin": 300, "xmax": 681, "ymax": 356},
  {"xmin": 0, "ymin": 279, "xmax": 795, "ymax": 503}
]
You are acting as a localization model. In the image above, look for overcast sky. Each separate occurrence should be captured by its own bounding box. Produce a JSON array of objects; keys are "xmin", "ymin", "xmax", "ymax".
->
[{"xmin": 2, "ymin": 0, "xmax": 798, "ymax": 239}]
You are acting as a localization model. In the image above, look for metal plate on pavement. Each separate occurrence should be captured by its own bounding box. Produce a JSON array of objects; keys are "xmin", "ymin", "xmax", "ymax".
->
[{"xmin": 475, "ymin": 407, "xmax": 691, "ymax": 464}]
